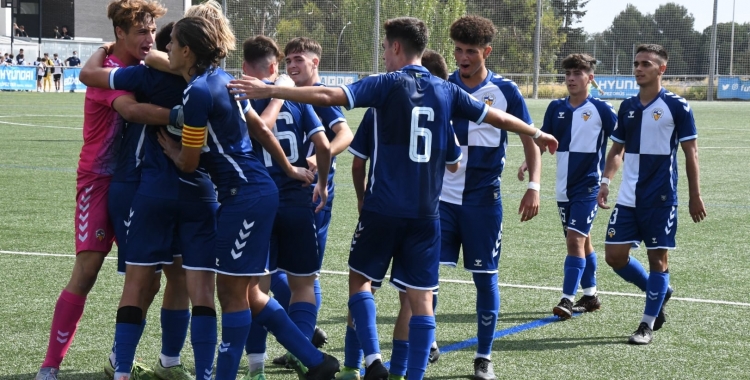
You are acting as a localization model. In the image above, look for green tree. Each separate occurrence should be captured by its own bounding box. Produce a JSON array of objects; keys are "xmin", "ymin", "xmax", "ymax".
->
[{"xmin": 552, "ymin": 0, "xmax": 589, "ymax": 72}]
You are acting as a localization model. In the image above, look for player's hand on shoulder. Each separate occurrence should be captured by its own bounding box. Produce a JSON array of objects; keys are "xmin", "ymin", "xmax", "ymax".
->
[
  {"xmin": 597, "ymin": 185, "xmax": 610, "ymax": 209},
  {"xmin": 227, "ymin": 75, "xmax": 267, "ymax": 100},
  {"xmin": 518, "ymin": 188, "xmax": 540, "ymax": 222},
  {"xmin": 517, "ymin": 161, "xmax": 528, "ymax": 181},
  {"xmin": 534, "ymin": 131, "xmax": 558, "ymax": 155},
  {"xmin": 274, "ymin": 74, "xmax": 295, "ymax": 88},
  {"xmin": 689, "ymin": 195, "xmax": 706, "ymax": 223}
]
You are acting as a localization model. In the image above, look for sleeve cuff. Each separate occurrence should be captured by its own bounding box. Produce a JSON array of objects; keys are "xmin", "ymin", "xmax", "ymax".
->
[
  {"xmin": 348, "ymin": 147, "xmax": 369, "ymax": 160},
  {"xmin": 108, "ymin": 67, "xmax": 119, "ymax": 90}
]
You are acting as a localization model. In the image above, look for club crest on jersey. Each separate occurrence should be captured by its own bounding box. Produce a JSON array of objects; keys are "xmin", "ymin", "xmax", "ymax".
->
[
  {"xmin": 652, "ymin": 108, "xmax": 664, "ymax": 121},
  {"xmin": 483, "ymin": 93, "xmax": 495, "ymax": 106},
  {"xmin": 582, "ymin": 110, "xmax": 592, "ymax": 121},
  {"xmin": 96, "ymin": 229, "xmax": 106, "ymax": 241},
  {"xmin": 607, "ymin": 228, "xmax": 616, "ymax": 238}
]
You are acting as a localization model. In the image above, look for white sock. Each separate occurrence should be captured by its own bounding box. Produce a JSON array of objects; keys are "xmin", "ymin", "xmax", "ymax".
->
[
  {"xmin": 562, "ymin": 293, "xmax": 576, "ymax": 301},
  {"xmin": 248, "ymin": 353, "xmax": 265, "ymax": 372},
  {"xmin": 364, "ymin": 353, "xmax": 382, "ymax": 367},
  {"xmin": 583, "ymin": 287, "xmax": 597, "ymax": 296},
  {"xmin": 159, "ymin": 353, "xmax": 181, "ymax": 368},
  {"xmin": 475, "ymin": 353, "xmax": 491, "ymax": 360},
  {"xmin": 114, "ymin": 372, "xmax": 130, "ymax": 380},
  {"xmin": 431, "ymin": 341, "xmax": 438, "ymax": 349},
  {"xmin": 641, "ymin": 314, "xmax": 656, "ymax": 329}
]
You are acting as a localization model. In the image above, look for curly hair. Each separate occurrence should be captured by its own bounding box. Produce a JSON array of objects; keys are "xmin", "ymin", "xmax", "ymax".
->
[
  {"xmin": 107, "ymin": 0, "xmax": 166, "ymax": 37},
  {"xmin": 184, "ymin": 0, "xmax": 236, "ymax": 53},
  {"xmin": 422, "ymin": 49, "xmax": 448, "ymax": 80},
  {"xmin": 384, "ymin": 17, "xmax": 429, "ymax": 57},
  {"xmin": 562, "ymin": 53, "xmax": 597, "ymax": 73},
  {"xmin": 284, "ymin": 37, "xmax": 322, "ymax": 58},
  {"xmin": 636, "ymin": 44, "xmax": 669, "ymax": 63},
  {"xmin": 243, "ymin": 35, "xmax": 283, "ymax": 67},
  {"xmin": 449, "ymin": 15, "xmax": 497, "ymax": 46},
  {"xmin": 173, "ymin": 17, "xmax": 227, "ymax": 75}
]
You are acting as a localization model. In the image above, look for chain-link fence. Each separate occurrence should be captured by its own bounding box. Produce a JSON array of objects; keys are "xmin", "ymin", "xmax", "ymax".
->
[{"xmin": 218, "ymin": 0, "xmax": 750, "ymax": 100}]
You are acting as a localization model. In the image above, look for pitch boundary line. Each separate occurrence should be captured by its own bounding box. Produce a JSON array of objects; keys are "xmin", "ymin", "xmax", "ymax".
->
[{"xmin": 2, "ymin": 249, "xmax": 748, "ymax": 308}]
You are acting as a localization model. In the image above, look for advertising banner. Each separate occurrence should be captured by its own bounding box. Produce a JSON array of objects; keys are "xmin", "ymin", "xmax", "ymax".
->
[
  {"xmin": 590, "ymin": 76, "xmax": 640, "ymax": 99},
  {"xmin": 0, "ymin": 66, "xmax": 37, "ymax": 91},
  {"xmin": 319, "ymin": 72, "xmax": 359, "ymax": 86},
  {"xmin": 717, "ymin": 76, "xmax": 750, "ymax": 100},
  {"xmin": 63, "ymin": 67, "xmax": 87, "ymax": 92}
]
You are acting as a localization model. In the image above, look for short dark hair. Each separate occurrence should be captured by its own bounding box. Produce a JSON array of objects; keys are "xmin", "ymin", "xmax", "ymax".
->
[
  {"xmin": 284, "ymin": 37, "xmax": 322, "ymax": 58},
  {"xmin": 450, "ymin": 15, "xmax": 497, "ymax": 46},
  {"xmin": 562, "ymin": 53, "xmax": 597, "ymax": 73},
  {"xmin": 155, "ymin": 22, "xmax": 173, "ymax": 52},
  {"xmin": 384, "ymin": 17, "xmax": 428, "ymax": 57},
  {"xmin": 243, "ymin": 35, "xmax": 283, "ymax": 66},
  {"xmin": 422, "ymin": 49, "xmax": 448, "ymax": 80},
  {"xmin": 173, "ymin": 17, "xmax": 227, "ymax": 75},
  {"xmin": 635, "ymin": 44, "xmax": 668, "ymax": 63}
]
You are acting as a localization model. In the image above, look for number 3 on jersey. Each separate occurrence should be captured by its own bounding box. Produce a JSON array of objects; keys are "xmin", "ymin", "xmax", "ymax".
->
[
  {"xmin": 262, "ymin": 111, "xmax": 299, "ymax": 167},
  {"xmin": 410, "ymin": 107, "xmax": 433, "ymax": 163}
]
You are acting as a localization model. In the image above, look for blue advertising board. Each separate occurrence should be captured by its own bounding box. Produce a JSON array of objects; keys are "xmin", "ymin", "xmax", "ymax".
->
[
  {"xmin": 0, "ymin": 66, "xmax": 37, "ymax": 91},
  {"xmin": 319, "ymin": 72, "xmax": 359, "ymax": 86},
  {"xmin": 63, "ymin": 67, "xmax": 87, "ymax": 92},
  {"xmin": 717, "ymin": 76, "xmax": 750, "ymax": 100},
  {"xmin": 590, "ymin": 75, "xmax": 640, "ymax": 99}
]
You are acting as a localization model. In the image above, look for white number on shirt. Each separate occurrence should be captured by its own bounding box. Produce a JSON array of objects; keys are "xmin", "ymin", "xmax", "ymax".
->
[
  {"xmin": 409, "ymin": 107, "xmax": 434, "ymax": 163},
  {"xmin": 263, "ymin": 112, "xmax": 299, "ymax": 167}
]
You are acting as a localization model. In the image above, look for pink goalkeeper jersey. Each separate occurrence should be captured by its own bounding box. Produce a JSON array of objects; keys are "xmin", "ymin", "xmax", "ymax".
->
[{"xmin": 77, "ymin": 55, "xmax": 132, "ymax": 176}]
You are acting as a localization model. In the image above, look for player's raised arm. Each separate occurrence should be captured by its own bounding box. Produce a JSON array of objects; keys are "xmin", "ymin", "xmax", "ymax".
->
[
  {"xmin": 228, "ymin": 75, "xmax": 349, "ymax": 107},
  {"xmin": 597, "ymin": 141, "xmax": 624, "ymax": 209},
  {"xmin": 144, "ymin": 49, "xmax": 181, "ymax": 76},
  {"xmin": 681, "ymin": 139, "xmax": 706, "ymax": 222},
  {"xmin": 79, "ymin": 44, "xmax": 115, "ymax": 88},
  {"xmin": 482, "ymin": 108, "xmax": 558, "ymax": 154}
]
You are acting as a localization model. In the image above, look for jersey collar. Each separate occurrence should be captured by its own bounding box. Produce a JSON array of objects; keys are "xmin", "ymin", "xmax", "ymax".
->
[
  {"xmin": 565, "ymin": 94, "xmax": 592, "ymax": 111},
  {"xmin": 451, "ymin": 69, "xmax": 494, "ymax": 94},
  {"xmin": 400, "ymin": 65, "xmax": 430, "ymax": 75},
  {"xmin": 635, "ymin": 88, "xmax": 666, "ymax": 110}
]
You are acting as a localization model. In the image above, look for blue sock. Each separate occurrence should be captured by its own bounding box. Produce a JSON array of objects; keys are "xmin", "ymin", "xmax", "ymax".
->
[
  {"xmin": 216, "ymin": 309, "xmax": 252, "ymax": 380},
  {"xmin": 473, "ymin": 273, "xmax": 499, "ymax": 357},
  {"xmin": 390, "ymin": 339, "xmax": 409, "ymax": 377},
  {"xmin": 613, "ymin": 256, "xmax": 649, "ymax": 292},
  {"xmin": 270, "ymin": 272, "xmax": 291, "ymax": 312},
  {"xmin": 160, "ymin": 308, "xmax": 190, "ymax": 358},
  {"xmin": 288, "ymin": 301, "xmax": 318, "ymax": 340},
  {"xmin": 644, "ymin": 271, "xmax": 670, "ymax": 317},
  {"xmin": 191, "ymin": 314, "xmax": 217, "ymax": 380},
  {"xmin": 244, "ymin": 319, "xmax": 268, "ymax": 355},
  {"xmin": 113, "ymin": 307, "xmax": 145, "ymax": 375},
  {"xmin": 407, "ymin": 316, "xmax": 435, "ymax": 380},
  {"xmin": 348, "ymin": 291, "xmax": 380, "ymax": 358},
  {"xmin": 343, "ymin": 325, "xmax": 363, "ymax": 369},
  {"xmin": 562, "ymin": 256, "xmax": 586, "ymax": 297},
  {"xmin": 255, "ymin": 298, "xmax": 324, "ymax": 368},
  {"xmin": 581, "ymin": 252, "xmax": 598, "ymax": 289},
  {"xmin": 314, "ymin": 279, "xmax": 323, "ymax": 313}
]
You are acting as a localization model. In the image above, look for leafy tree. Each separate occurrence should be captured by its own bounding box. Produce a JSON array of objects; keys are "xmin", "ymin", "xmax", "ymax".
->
[{"xmin": 551, "ymin": 0, "xmax": 589, "ymax": 71}]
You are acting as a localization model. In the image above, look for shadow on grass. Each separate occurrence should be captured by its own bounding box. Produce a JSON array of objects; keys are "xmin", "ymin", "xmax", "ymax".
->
[{"xmin": 494, "ymin": 335, "xmax": 625, "ymax": 351}]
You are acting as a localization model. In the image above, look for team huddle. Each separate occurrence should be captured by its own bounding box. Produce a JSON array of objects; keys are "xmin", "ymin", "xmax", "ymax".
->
[{"xmin": 33, "ymin": 1, "xmax": 706, "ymax": 380}]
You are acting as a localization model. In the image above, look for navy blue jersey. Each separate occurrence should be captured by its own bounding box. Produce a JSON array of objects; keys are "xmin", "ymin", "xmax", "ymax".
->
[
  {"xmin": 612, "ymin": 88, "xmax": 697, "ymax": 207},
  {"xmin": 443, "ymin": 70, "xmax": 533, "ymax": 206},
  {"xmin": 182, "ymin": 67, "xmax": 277, "ymax": 202},
  {"xmin": 344, "ymin": 65, "xmax": 487, "ymax": 219},
  {"xmin": 541, "ymin": 95, "xmax": 617, "ymax": 202},
  {"xmin": 250, "ymin": 92, "xmax": 324, "ymax": 207},
  {"xmin": 109, "ymin": 65, "xmax": 216, "ymax": 202},
  {"xmin": 311, "ymin": 83, "xmax": 347, "ymax": 210},
  {"xmin": 110, "ymin": 122, "xmax": 145, "ymax": 183}
]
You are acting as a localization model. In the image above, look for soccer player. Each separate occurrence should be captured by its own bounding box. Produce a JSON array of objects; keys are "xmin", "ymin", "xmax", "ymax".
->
[
  {"xmin": 266, "ymin": 37, "xmax": 354, "ymax": 357},
  {"xmin": 534, "ymin": 54, "xmax": 617, "ymax": 319},
  {"xmin": 597, "ymin": 44, "xmax": 706, "ymax": 345},
  {"xmin": 155, "ymin": 16, "xmax": 339, "ymax": 379},
  {"xmin": 239, "ymin": 35, "xmax": 331, "ymax": 380},
  {"xmin": 228, "ymin": 17, "xmax": 557, "ymax": 380},
  {"xmin": 35, "ymin": 2, "xmax": 176, "ymax": 379},
  {"xmin": 427, "ymin": 15, "xmax": 541, "ymax": 380}
]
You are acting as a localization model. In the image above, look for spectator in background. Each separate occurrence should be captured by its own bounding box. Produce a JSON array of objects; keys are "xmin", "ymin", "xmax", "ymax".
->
[
  {"xmin": 43, "ymin": 53, "xmax": 53, "ymax": 92},
  {"xmin": 35, "ymin": 57, "xmax": 44, "ymax": 91},
  {"xmin": 14, "ymin": 23, "xmax": 28, "ymax": 37},
  {"xmin": 5, "ymin": 54, "xmax": 14, "ymax": 65},
  {"xmin": 17, "ymin": 49, "xmax": 25, "ymax": 65},
  {"xmin": 52, "ymin": 53, "xmax": 63, "ymax": 92},
  {"xmin": 53, "ymin": 26, "xmax": 62, "ymax": 39},
  {"xmin": 61, "ymin": 26, "xmax": 73, "ymax": 39},
  {"xmin": 66, "ymin": 51, "xmax": 81, "ymax": 67}
]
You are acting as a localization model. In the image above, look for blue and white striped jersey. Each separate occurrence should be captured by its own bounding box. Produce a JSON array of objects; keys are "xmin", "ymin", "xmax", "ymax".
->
[
  {"xmin": 541, "ymin": 95, "xmax": 617, "ymax": 202},
  {"xmin": 441, "ymin": 70, "xmax": 533, "ymax": 206},
  {"xmin": 612, "ymin": 88, "xmax": 697, "ymax": 207}
]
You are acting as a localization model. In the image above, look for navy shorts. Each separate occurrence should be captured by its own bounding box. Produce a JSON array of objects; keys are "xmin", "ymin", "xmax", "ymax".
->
[
  {"xmin": 314, "ymin": 207, "xmax": 332, "ymax": 268},
  {"xmin": 348, "ymin": 210, "xmax": 440, "ymax": 291},
  {"xmin": 107, "ymin": 181, "xmax": 148, "ymax": 274},
  {"xmin": 125, "ymin": 194, "xmax": 218, "ymax": 271},
  {"xmin": 270, "ymin": 205, "xmax": 320, "ymax": 276},
  {"xmin": 605, "ymin": 205, "xmax": 677, "ymax": 249},
  {"xmin": 439, "ymin": 201, "xmax": 503, "ymax": 273},
  {"xmin": 213, "ymin": 193, "xmax": 278, "ymax": 276},
  {"xmin": 557, "ymin": 200, "xmax": 598, "ymax": 237}
]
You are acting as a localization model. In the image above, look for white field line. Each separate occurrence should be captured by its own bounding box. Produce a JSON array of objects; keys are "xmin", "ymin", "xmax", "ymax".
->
[
  {"xmin": 0, "ymin": 120, "xmax": 82, "ymax": 130},
  {"xmin": 3, "ymin": 249, "xmax": 748, "ymax": 308}
]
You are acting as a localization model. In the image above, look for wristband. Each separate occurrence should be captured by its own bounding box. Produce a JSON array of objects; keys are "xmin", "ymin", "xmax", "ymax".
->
[
  {"xmin": 527, "ymin": 181, "xmax": 540, "ymax": 191},
  {"xmin": 600, "ymin": 177, "xmax": 611, "ymax": 186},
  {"xmin": 532, "ymin": 129, "xmax": 542, "ymax": 139}
]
